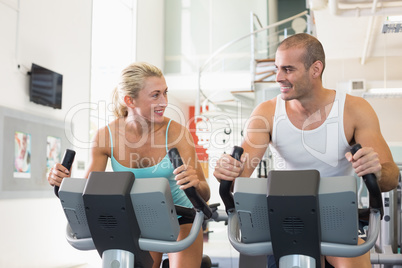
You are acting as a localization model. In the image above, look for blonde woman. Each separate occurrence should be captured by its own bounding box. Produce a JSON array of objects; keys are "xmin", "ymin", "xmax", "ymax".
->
[{"xmin": 48, "ymin": 62, "xmax": 210, "ymax": 268}]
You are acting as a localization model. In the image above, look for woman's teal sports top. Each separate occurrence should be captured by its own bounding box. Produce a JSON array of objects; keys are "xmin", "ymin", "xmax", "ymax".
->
[{"xmin": 106, "ymin": 119, "xmax": 192, "ymax": 209}]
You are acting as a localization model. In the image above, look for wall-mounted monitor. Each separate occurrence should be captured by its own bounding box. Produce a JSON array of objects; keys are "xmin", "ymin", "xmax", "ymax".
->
[{"xmin": 29, "ymin": 63, "xmax": 63, "ymax": 109}]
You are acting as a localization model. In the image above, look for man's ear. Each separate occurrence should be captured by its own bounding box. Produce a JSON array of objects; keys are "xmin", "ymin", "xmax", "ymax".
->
[
  {"xmin": 124, "ymin": 95, "xmax": 135, "ymax": 108},
  {"xmin": 311, "ymin": 60, "xmax": 323, "ymax": 79}
]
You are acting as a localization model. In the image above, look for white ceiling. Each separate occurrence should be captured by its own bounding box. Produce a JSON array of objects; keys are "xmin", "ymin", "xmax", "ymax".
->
[{"xmin": 312, "ymin": 0, "xmax": 402, "ymax": 61}]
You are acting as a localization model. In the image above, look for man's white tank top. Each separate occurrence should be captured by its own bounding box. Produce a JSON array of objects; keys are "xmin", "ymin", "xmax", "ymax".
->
[{"xmin": 269, "ymin": 90, "xmax": 354, "ymax": 177}]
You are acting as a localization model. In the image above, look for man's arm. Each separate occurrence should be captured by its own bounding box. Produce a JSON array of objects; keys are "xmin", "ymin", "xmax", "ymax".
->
[
  {"xmin": 240, "ymin": 101, "xmax": 274, "ymax": 177},
  {"xmin": 345, "ymin": 95, "xmax": 399, "ymax": 192},
  {"xmin": 214, "ymin": 99, "xmax": 275, "ymax": 181}
]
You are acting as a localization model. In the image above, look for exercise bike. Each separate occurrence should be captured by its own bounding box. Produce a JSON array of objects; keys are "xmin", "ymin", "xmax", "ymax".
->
[
  {"xmin": 219, "ymin": 145, "xmax": 383, "ymax": 268},
  {"xmin": 56, "ymin": 148, "xmax": 212, "ymax": 268}
]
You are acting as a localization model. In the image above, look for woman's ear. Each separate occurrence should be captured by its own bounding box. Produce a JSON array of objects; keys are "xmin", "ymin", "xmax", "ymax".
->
[{"xmin": 124, "ymin": 95, "xmax": 135, "ymax": 108}]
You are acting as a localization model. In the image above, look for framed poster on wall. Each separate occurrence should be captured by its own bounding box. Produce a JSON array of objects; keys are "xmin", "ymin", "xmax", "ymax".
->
[
  {"xmin": 0, "ymin": 107, "xmax": 73, "ymax": 198},
  {"xmin": 14, "ymin": 131, "xmax": 32, "ymax": 179},
  {"xmin": 46, "ymin": 135, "xmax": 62, "ymax": 177}
]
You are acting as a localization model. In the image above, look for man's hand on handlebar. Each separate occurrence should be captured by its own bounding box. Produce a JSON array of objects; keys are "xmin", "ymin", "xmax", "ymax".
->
[
  {"xmin": 48, "ymin": 163, "xmax": 71, "ymax": 187},
  {"xmin": 213, "ymin": 153, "xmax": 247, "ymax": 182},
  {"xmin": 345, "ymin": 146, "xmax": 382, "ymax": 181}
]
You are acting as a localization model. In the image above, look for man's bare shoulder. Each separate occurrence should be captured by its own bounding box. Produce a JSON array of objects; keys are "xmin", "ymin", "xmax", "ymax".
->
[
  {"xmin": 253, "ymin": 97, "xmax": 277, "ymax": 116},
  {"xmin": 246, "ymin": 97, "xmax": 277, "ymax": 134},
  {"xmin": 344, "ymin": 93, "xmax": 374, "ymax": 115},
  {"xmin": 344, "ymin": 93, "xmax": 380, "ymax": 135}
]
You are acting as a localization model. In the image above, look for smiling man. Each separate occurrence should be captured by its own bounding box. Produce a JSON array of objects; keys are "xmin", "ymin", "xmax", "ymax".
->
[{"xmin": 213, "ymin": 33, "xmax": 399, "ymax": 267}]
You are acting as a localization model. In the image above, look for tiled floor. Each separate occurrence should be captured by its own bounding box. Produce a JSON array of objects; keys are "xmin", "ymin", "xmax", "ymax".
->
[{"xmin": 203, "ymin": 221, "xmax": 240, "ymax": 267}]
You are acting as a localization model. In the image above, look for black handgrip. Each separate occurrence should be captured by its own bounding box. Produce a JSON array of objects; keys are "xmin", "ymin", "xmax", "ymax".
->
[
  {"xmin": 351, "ymin": 144, "xmax": 383, "ymax": 218},
  {"xmin": 167, "ymin": 148, "xmax": 212, "ymax": 219},
  {"xmin": 219, "ymin": 146, "xmax": 244, "ymax": 214},
  {"xmin": 54, "ymin": 149, "xmax": 76, "ymax": 198}
]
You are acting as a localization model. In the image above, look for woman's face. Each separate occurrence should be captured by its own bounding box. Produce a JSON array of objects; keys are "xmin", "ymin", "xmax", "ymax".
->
[{"xmin": 131, "ymin": 76, "xmax": 168, "ymax": 123}]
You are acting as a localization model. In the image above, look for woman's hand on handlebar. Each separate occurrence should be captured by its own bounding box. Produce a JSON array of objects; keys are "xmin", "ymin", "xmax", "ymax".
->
[
  {"xmin": 48, "ymin": 163, "xmax": 71, "ymax": 187},
  {"xmin": 213, "ymin": 153, "xmax": 247, "ymax": 182},
  {"xmin": 345, "ymin": 146, "xmax": 382, "ymax": 181},
  {"xmin": 174, "ymin": 165, "xmax": 200, "ymax": 190}
]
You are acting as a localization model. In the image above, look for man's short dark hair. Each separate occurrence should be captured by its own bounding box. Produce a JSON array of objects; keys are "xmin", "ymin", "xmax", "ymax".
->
[{"xmin": 278, "ymin": 33, "xmax": 326, "ymax": 77}]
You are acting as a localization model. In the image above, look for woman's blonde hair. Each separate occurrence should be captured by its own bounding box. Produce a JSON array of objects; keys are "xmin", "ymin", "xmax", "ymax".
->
[{"xmin": 112, "ymin": 62, "xmax": 163, "ymax": 118}]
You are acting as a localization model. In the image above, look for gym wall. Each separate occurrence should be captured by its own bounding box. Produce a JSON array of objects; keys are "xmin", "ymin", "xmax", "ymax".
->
[{"xmin": 0, "ymin": 0, "xmax": 97, "ymax": 267}]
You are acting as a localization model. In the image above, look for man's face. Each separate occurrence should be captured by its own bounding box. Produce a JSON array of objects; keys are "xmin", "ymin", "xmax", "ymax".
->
[{"xmin": 275, "ymin": 47, "xmax": 312, "ymax": 101}]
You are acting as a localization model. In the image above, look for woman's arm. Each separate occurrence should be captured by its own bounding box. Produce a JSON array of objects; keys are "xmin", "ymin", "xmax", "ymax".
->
[
  {"xmin": 83, "ymin": 126, "xmax": 109, "ymax": 178},
  {"xmin": 47, "ymin": 127, "xmax": 109, "ymax": 186},
  {"xmin": 170, "ymin": 121, "xmax": 210, "ymax": 202}
]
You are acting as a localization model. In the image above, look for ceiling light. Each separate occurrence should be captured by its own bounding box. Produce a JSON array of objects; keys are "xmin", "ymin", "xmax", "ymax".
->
[
  {"xmin": 387, "ymin": 16, "xmax": 402, "ymax": 22},
  {"xmin": 382, "ymin": 22, "xmax": 402, "ymax": 33},
  {"xmin": 363, "ymin": 88, "xmax": 402, "ymax": 98},
  {"xmin": 383, "ymin": 16, "xmax": 402, "ymax": 33}
]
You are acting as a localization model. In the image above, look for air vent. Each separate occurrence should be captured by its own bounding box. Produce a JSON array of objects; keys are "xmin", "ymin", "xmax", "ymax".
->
[
  {"xmin": 98, "ymin": 215, "xmax": 118, "ymax": 230},
  {"xmin": 350, "ymin": 79, "xmax": 365, "ymax": 91},
  {"xmin": 283, "ymin": 217, "xmax": 304, "ymax": 235}
]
